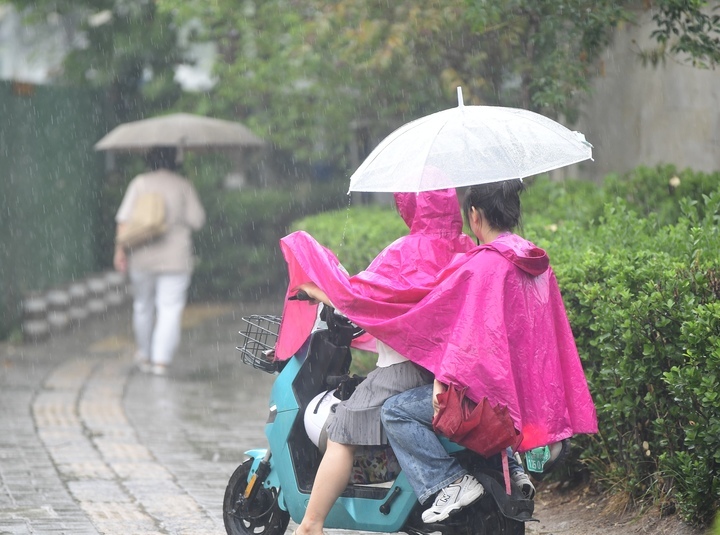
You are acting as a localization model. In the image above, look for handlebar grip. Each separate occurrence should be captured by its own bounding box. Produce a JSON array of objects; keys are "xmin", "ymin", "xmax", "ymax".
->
[{"xmin": 288, "ymin": 290, "xmax": 311, "ymax": 301}]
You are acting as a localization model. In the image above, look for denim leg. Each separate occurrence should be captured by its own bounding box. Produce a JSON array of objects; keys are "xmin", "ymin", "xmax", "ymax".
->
[
  {"xmin": 507, "ymin": 448, "xmax": 524, "ymax": 475},
  {"xmin": 381, "ymin": 384, "xmax": 466, "ymax": 504}
]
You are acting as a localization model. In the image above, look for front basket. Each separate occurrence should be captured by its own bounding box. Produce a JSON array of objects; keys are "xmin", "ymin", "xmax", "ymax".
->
[{"xmin": 236, "ymin": 314, "xmax": 282, "ymax": 373}]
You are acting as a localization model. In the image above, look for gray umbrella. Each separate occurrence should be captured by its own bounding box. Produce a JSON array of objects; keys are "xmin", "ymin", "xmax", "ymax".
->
[{"xmin": 94, "ymin": 113, "xmax": 266, "ymax": 152}]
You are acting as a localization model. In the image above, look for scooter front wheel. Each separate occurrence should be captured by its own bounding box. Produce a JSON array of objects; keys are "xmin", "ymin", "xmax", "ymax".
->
[{"xmin": 223, "ymin": 459, "xmax": 290, "ymax": 535}]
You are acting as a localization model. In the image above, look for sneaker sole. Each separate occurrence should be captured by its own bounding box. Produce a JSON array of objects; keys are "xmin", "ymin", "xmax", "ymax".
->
[{"xmin": 422, "ymin": 486, "xmax": 485, "ymax": 523}]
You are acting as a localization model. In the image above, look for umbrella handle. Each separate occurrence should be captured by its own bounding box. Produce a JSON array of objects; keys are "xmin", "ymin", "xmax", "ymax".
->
[{"xmin": 177, "ymin": 136, "xmax": 187, "ymax": 163}]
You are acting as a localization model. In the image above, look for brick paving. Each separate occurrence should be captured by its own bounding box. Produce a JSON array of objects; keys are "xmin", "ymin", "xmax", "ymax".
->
[{"xmin": 0, "ymin": 302, "xmax": 279, "ymax": 535}]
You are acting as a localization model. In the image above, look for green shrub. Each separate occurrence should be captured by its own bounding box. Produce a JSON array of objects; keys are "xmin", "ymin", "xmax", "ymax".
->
[
  {"xmin": 191, "ymin": 179, "xmax": 349, "ymax": 301},
  {"xmin": 663, "ymin": 301, "xmax": 720, "ymax": 524},
  {"xmin": 603, "ymin": 164, "xmax": 720, "ymax": 225},
  {"xmin": 531, "ymin": 192, "xmax": 720, "ymax": 524},
  {"xmin": 522, "ymin": 175, "xmax": 605, "ymax": 228}
]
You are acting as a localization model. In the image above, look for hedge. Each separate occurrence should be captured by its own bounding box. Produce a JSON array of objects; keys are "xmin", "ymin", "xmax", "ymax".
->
[
  {"xmin": 190, "ymin": 180, "xmax": 349, "ymax": 300},
  {"xmin": 290, "ymin": 165, "xmax": 720, "ymax": 527}
]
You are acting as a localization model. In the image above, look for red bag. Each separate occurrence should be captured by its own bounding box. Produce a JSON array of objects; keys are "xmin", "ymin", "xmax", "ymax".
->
[{"xmin": 432, "ymin": 384, "xmax": 521, "ymax": 458}]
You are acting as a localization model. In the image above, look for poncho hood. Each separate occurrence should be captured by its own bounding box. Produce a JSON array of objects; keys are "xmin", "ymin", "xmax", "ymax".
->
[
  {"xmin": 486, "ymin": 232, "xmax": 549, "ymax": 276},
  {"xmin": 393, "ymin": 190, "xmax": 464, "ymax": 238}
]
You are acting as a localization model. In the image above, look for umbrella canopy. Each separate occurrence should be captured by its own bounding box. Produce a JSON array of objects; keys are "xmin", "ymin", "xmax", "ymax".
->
[
  {"xmin": 348, "ymin": 88, "xmax": 593, "ymax": 193},
  {"xmin": 94, "ymin": 113, "xmax": 266, "ymax": 152}
]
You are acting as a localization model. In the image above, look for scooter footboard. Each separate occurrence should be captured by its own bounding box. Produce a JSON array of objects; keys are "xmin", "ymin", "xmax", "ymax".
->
[
  {"xmin": 324, "ymin": 472, "xmax": 419, "ymax": 532},
  {"xmin": 244, "ymin": 448, "xmax": 416, "ymax": 529}
]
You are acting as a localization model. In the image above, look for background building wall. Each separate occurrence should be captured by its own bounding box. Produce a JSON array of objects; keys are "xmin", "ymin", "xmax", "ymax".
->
[{"xmin": 576, "ymin": 11, "xmax": 720, "ymax": 182}]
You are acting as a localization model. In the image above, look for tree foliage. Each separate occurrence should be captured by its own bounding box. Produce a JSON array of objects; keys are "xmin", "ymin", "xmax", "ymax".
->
[
  {"xmin": 159, "ymin": 0, "xmax": 720, "ymax": 174},
  {"xmin": 7, "ymin": 0, "xmax": 720, "ymax": 169},
  {"xmin": 649, "ymin": 0, "xmax": 720, "ymax": 68},
  {"xmin": 156, "ymin": 0, "xmax": 625, "ymax": 169},
  {"xmin": 7, "ymin": 0, "xmax": 187, "ymax": 122}
]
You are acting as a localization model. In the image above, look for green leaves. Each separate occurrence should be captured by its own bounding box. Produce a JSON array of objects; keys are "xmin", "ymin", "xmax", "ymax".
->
[
  {"xmin": 519, "ymin": 168, "xmax": 720, "ymax": 526},
  {"xmin": 649, "ymin": 0, "xmax": 720, "ymax": 68}
]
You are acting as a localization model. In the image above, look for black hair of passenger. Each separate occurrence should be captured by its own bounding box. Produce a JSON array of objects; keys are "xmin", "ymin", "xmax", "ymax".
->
[
  {"xmin": 462, "ymin": 179, "xmax": 525, "ymax": 231},
  {"xmin": 145, "ymin": 147, "xmax": 177, "ymax": 171}
]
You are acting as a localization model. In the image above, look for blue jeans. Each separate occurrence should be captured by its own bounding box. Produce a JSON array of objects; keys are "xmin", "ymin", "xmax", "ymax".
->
[{"xmin": 381, "ymin": 384, "xmax": 523, "ymax": 504}]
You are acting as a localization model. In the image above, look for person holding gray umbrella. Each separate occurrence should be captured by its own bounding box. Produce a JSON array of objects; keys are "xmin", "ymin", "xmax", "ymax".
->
[
  {"xmin": 113, "ymin": 146, "xmax": 206, "ymax": 376},
  {"xmin": 96, "ymin": 112, "xmax": 265, "ymax": 375}
]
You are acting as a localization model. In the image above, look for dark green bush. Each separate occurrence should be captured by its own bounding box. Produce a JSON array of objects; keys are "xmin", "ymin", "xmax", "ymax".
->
[
  {"xmin": 521, "ymin": 175, "xmax": 605, "ymax": 228},
  {"xmin": 528, "ymin": 190, "xmax": 720, "ymax": 525},
  {"xmin": 603, "ymin": 164, "xmax": 720, "ymax": 225},
  {"xmin": 291, "ymin": 206, "xmax": 409, "ymax": 274},
  {"xmin": 191, "ymin": 179, "xmax": 349, "ymax": 300}
]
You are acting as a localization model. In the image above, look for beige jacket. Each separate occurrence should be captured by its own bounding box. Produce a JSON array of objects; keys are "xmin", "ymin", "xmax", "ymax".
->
[{"xmin": 116, "ymin": 169, "xmax": 206, "ymax": 272}]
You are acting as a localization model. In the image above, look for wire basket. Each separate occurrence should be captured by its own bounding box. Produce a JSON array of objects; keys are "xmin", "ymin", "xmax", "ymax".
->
[{"xmin": 236, "ymin": 314, "xmax": 282, "ymax": 373}]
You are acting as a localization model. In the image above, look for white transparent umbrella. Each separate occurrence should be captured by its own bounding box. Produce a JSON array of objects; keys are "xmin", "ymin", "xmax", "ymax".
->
[{"xmin": 348, "ymin": 88, "xmax": 593, "ymax": 193}]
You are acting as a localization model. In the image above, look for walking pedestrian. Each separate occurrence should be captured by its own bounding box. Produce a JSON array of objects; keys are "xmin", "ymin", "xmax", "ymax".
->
[{"xmin": 113, "ymin": 146, "xmax": 205, "ymax": 375}]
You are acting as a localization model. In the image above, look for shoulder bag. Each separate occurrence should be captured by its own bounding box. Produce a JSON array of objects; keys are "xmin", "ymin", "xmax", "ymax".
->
[{"xmin": 116, "ymin": 186, "xmax": 167, "ymax": 249}]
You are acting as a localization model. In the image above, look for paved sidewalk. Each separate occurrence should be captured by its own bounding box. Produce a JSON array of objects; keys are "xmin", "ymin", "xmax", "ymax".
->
[{"xmin": 0, "ymin": 301, "xmax": 279, "ymax": 535}]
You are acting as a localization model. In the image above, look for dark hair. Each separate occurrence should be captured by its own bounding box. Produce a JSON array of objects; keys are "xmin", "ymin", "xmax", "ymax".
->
[
  {"xmin": 462, "ymin": 179, "xmax": 525, "ymax": 231},
  {"xmin": 145, "ymin": 147, "xmax": 177, "ymax": 171}
]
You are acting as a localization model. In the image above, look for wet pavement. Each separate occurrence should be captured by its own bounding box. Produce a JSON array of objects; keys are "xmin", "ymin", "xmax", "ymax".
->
[
  {"xmin": 0, "ymin": 299, "xmax": 632, "ymax": 535},
  {"xmin": 0, "ymin": 301, "xmax": 280, "ymax": 534}
]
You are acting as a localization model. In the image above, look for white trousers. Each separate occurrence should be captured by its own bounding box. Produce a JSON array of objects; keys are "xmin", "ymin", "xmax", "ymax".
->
[{"xmin": 129, "ymin": 270, "xmax": 191, "ymax": 366}]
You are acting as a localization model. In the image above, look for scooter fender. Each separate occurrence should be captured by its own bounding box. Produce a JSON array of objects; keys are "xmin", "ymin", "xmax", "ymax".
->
[
  {"xmin": 243, "ymin": 449, "xmax": 267, "ymax": 465},
  {"xmin": 243, "ymin": 449, "xmax": 289, "ymax": 512}
]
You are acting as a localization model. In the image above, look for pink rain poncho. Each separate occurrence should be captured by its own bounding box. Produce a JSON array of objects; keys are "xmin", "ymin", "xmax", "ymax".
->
[
  {"xmin": 278, "ymin": 220, "xmax": 597, "ymax": 451},
  {"xmin": 369, "ymin": 233, "xmax": 598, "ymax": 451},
  {"xmin": 275, "ymin": 188, "xmax": 475, "ymax": 360}
]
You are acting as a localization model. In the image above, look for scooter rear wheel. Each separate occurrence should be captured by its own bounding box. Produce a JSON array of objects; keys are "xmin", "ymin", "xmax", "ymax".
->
[{"xmin": 223, "ymin": 459, "xmax": 290, "ymax": 535}]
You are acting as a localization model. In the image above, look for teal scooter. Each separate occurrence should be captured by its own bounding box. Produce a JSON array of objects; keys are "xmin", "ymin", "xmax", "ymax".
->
[{"xmin": 223, "ymin": 296, "xmax": 534, "ymax": 535}]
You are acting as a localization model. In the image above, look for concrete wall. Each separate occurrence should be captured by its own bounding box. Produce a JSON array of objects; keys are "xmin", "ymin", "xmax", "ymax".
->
[{"xmin": 575, "ymin": 11, "xmax": 720, "ymax": 182}]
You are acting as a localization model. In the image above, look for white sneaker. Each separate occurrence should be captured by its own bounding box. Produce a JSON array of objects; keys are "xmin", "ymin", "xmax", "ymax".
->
[
  {"xmin": 422, "ymin": 474, "xmax": 485, "ymax": 523},
  {"xmin": 511, "ymin": 471, "xmax": 536, "ymax": 500}
]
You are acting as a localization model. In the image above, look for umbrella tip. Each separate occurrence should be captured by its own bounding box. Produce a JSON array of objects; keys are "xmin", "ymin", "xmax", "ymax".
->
[{"xmin": 457, "ymin": 86, "xmax": 464, "ymax": 107}]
